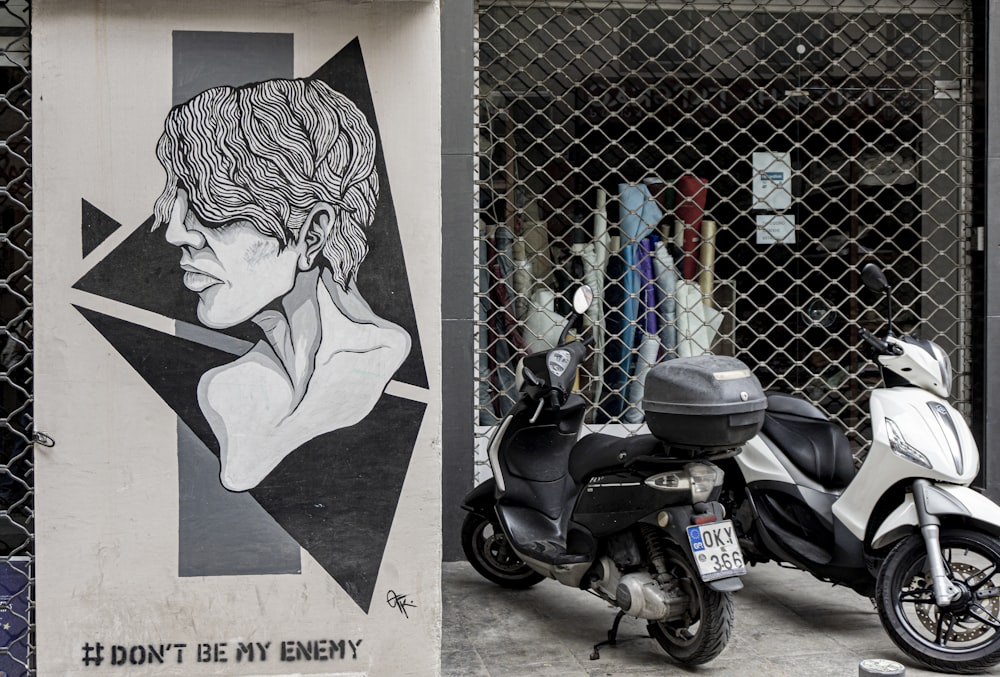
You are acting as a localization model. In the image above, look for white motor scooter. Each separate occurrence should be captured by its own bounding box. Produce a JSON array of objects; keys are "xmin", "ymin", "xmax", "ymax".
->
[{"xmin": 718, "ymin": 262, "xmax": 1000, "ymax": 673}]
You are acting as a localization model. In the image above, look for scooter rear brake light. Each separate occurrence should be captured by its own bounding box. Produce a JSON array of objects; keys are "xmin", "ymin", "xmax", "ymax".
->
[
  {"xmin": 686, "ymin": 462, "xmax": 725, "ymax": 503},
  {"xmin": 693, "ymin": 515, "xmax": 717, "ymax": 525}
]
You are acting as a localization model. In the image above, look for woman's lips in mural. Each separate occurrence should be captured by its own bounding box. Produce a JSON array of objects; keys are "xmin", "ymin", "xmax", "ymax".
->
[{"xmin": 180, "ymin": 264, "xmax": 223, "ymax": 292}]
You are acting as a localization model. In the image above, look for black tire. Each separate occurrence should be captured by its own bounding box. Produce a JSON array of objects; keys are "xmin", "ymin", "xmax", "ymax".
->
[
  {"xmin": 647, "ymin": 547, "xmax": 734, "ymax": 665},
  {"xmin": 461, "ymin": 511, "xmax": 545, "ymax": 589},
  {"xmin": 876, "ymin": 529, "xmax": 1000, "ymax": 674}
]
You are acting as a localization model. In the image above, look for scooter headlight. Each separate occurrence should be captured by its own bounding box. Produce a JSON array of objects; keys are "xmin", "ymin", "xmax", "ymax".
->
[{"xmin": 886, "ymin": 418, "xmax": 932, "ymax": 469}]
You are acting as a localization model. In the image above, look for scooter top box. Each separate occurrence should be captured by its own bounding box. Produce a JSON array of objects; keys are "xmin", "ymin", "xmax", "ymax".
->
[{"xmin": 643, "ymin": 355, "xmax": 766, "ymax": 450}]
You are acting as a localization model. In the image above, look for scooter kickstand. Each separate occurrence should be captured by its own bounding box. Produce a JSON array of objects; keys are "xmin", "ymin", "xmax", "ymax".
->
[{"xmin": 590, "ymin": 610, "xmax": 626, "ymax": 660}]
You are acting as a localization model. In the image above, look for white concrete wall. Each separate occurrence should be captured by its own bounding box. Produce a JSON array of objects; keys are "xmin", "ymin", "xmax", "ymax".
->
[{"xmin": 33, "ymin": 1, "xmax": 441, "ymax": 675}]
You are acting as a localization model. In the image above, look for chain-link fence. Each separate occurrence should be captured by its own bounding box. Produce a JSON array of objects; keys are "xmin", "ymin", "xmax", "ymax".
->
[
  {"xmin": 0, "ymin": 0, "xmax": 32, "ymax": 673},
  {"xmin": 474, "ymin": 0, "xmax": 974, "ymax": 479}
]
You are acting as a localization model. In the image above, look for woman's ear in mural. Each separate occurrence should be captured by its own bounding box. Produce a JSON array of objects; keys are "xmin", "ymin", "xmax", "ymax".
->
[{"xmin": 296, "ymin": 202, "xmax": 336, "ymax": 271}]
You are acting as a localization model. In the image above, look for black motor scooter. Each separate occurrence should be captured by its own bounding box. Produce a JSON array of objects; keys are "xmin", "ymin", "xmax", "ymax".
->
[{"xmin": 461, "ymin": 285, "xmax": 767, "ymax": 665}]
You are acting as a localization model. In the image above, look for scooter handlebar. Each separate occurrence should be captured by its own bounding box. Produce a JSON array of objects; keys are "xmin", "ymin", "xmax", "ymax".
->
[
  {"xmin": 520, "ymin": 338, "xmax": 591, "ymax": 408},
  {"xmin": 522, "ymin": 366, "xmax": 545, "ymax": 388},
  {"xmin": 858, "ymin": 327, "xmax": 902, "ymax": 356}
]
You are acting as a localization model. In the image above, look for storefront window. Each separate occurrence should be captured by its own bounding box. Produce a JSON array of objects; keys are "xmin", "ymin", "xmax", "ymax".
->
[{"xmin": 474, "ymin": 0, "xmax": 973, "ymax": 477}]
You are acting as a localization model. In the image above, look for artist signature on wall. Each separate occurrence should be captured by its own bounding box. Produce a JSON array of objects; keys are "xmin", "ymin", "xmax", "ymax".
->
[{"xmin": 386, "ymin": 590, "xmax": 416, "ymax": 619}]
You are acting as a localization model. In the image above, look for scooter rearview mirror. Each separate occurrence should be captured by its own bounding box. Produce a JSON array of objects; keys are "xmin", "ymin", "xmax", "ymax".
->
[
  {"xmin": 558, "ymin": 285, "xmax": 594, "ymax": 346},
  {"xmin": 861, "ymin": 263, "xmax": 891, "ymax": 294},
  {"xmin": 860, "ymin": 262, "xmax": 896, "ymax": 336},
  {"xmin": 572, "ymin": 285, "xmax": 595, "ymax": 315}
]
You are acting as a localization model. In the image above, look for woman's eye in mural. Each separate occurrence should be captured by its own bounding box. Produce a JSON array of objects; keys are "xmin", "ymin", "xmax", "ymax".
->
[
  {"xmin": 187, "ymin": 206, "xmax": 245, "ymax": 231},
  {"xmin": 153, "ymin": 77, "xmax": 412, "ymax": 492}
]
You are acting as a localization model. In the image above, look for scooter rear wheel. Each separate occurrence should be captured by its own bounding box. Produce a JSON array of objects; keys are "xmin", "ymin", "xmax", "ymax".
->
[
  {"xmin": 876, "ymin": 528, "xmax": 1000, "ymax": 674},
  {"xmin": 461, "ymin": 512, "xmax": 545, "ymax": 589},
  {"xmin": 647, "ymin": 546, "xmax": 734, "ymax": 665}
]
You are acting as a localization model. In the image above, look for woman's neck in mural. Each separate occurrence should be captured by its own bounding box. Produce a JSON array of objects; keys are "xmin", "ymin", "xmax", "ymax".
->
[
  {"xmin": 250, "ymin": 268, "xmax": 382, "ymax": 410},
  {"xmin": 252, "ymin": 268, "xmax": 325, "ymax": 408},
  {"xmin": 199, "ymin": 268, "xmax": 412, "ymax": 492}
]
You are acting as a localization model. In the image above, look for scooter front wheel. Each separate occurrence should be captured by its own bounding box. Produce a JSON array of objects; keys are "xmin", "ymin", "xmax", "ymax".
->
[
  {"xmin": 876, "ymin": 528, "xmax": 1000, "ymax": 674},
  {"xmin": 461, "ymin": 512, "xmax": 545, "ymax": 589},
  {"xmin": 647, "ymin": 546, "xmax": 733, "ymax": 665}
]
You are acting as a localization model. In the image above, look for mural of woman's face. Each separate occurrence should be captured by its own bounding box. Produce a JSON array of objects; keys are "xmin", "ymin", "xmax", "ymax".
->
[{"xmin": 164, "ymin": 188, "xmax": 304, "ymax": 329}]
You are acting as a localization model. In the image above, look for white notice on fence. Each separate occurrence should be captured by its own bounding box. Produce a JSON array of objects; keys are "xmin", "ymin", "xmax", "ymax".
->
[
  {"xmin": 756, "ymin": 214, "xmax": 796, "ymax": 244},
  {"xmin": 752, "ymin": 151, "xmax": 793, "ymax": 211}
]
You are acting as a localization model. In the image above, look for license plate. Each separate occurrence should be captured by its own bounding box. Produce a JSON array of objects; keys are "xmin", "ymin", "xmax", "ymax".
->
[{"xmin": 686, "ymin": 520, "xmax": 747, "ymax": 582}]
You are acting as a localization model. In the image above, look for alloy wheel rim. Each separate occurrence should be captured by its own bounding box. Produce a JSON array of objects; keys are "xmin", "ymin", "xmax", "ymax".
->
[{"xmin": 897, "ymin": 551, "xmax": 1000, "ymax": 650}]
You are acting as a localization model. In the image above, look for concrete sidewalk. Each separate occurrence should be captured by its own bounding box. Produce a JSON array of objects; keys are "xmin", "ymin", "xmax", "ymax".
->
[{"xmin": 442, "ymin": 560, "xmax": 1000, "ymax": 677}]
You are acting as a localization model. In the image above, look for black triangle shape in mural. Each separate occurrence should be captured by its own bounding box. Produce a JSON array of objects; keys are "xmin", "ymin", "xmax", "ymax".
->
[
  {"xmin": 82, "ymin": 199, "xmax": 123, "ymax": 259},
  {"xmin": 310, "ymin": 38, "xmax": 428, "ymax": 390},
  {"xmin": 74, "ymin": 306, "xmax": 229, "ymax": 453},
  {"xmin": 74, "ymin": 305, "xmax": 424, "ymax": 612},
  {"xmin": 248, "ymin": 395, "xmax": 424, "ymax": 612}
]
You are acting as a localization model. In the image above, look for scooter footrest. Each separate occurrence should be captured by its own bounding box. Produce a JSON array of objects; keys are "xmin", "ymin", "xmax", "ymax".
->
[
  {"xmin": 497, "ymin": 503, "xmax": 592, "ymax": 566},
  {"xmin": 517, "ymin": 540, "xmax": 591, "ymax": 565},
  {"xmin": 766, "ymin": 521, "xmax": 833, "ymax": 566}
]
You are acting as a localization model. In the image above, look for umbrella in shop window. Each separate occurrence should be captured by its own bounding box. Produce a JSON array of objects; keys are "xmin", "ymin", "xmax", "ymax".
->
[
  {"xmin": 571, "ymin": 187, "xmax": 610, "ymax": 406},
  {"xmin": 675, "ymin": 280, "xmax": 722, "ymax": 357},
  {"xmin": 617, "ymin": 181, "xmax": 663, "ymax": 385},
  {"xmin": 653, "ymin": 240, "xmax": 678, "ymax": 358},
  {"xmin": 624, "ymin": 237, "xmax": 662, "ymax": 423}
]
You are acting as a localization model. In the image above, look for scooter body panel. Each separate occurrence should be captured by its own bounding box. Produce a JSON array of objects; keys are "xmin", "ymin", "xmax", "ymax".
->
[
  {"xmin": 485, "ymin": 396, "xmax": 590, "ymax": 564},
  {"xmin": 573, "ymin": 466, "xmax": 692, "ymax": 538},
  {"xmin": 736, "ymin": 430, "xmax": 850, "ymax": 546},
  {"xmin": 871, "ymin": 484, "xmax": 1000, "ymax": 550},
  {"xmin": 735, "ymin": 434, "xmax": 797, "ymax": 486},
  {"xmin": 485, "ymin": 400, "xmax": 716, "ymax": 568},
  {"xmin": 834, "ymin": 388, "xmax": 980, "ymax": 541},
  {"xmin": 732, "ymin": 474, "xmax": 869, "ymax": 588},
  {"xmin": 462, "ymin": 477, "xmax": 497, "ymax": 515}
]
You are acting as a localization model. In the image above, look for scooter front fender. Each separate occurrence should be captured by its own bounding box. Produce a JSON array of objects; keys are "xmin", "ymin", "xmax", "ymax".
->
[
  {"xmin": 871, "ymin": 484, "xmax": 1000, "ymax": 550},
  {"xmin": 461, "ymin": 478, "xmax": 497, "ymax": 516}
]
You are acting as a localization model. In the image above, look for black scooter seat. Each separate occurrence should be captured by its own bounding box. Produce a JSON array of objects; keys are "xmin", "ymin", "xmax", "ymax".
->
[
  {"xmin": 568, "ymin": 433, "xmax": 667, "ymax": 485},
  {"xmin": 763, "ymin": 392, "xmax": 855, "ymax": 488},
  {"xmin": 765, "ymin": 391, "xmax": 828, "ymax": 420}
]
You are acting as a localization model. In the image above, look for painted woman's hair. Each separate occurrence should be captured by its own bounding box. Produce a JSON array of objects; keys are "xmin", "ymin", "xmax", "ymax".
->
[{"xmin": 153, "ymin": 78, "xmax": 378, "ymax": 289}]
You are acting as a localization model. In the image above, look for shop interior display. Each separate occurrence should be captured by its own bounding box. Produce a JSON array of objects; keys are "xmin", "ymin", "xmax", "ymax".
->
[{"xmin": 478, "ymin": 66, "xmax": 934, "ymax": 437}]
